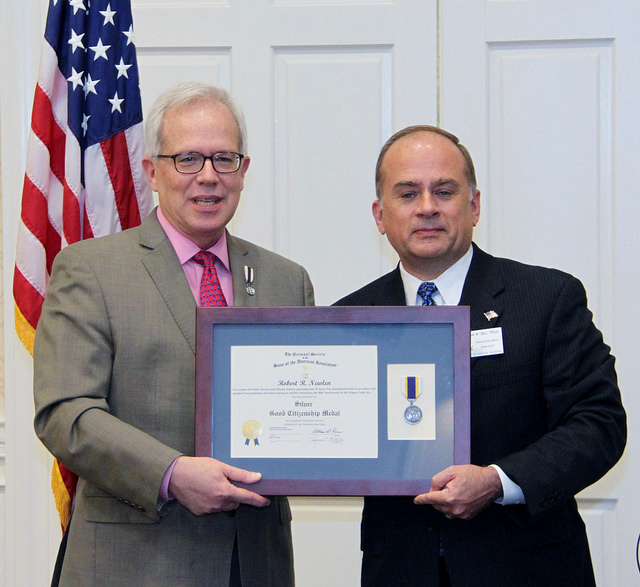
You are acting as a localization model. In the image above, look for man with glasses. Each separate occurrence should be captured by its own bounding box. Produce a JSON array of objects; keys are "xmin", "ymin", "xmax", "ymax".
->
[
  {"xmin": 335, "ymin": 125, "xmax": 626, "ymax": 586},
  {"xmin": 34, "ymin": 82, "xmax": 314, "ymax": 587}
]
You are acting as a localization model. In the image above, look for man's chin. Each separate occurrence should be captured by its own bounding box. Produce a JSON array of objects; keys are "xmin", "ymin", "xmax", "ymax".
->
[
  {"xmin": 408, "ymin": 243, "xmax": 446, "ymax": 260},
  {"xmin": 189, "ymin": 224, "xmax": 227, "ymax": 249}
]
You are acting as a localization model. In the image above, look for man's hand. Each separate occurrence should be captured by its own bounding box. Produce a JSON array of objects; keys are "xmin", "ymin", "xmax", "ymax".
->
[
  {"xmin": 414, "ymin": 465, "xmax": 503, "ymax": 520},
  {"xmin": 168, "ymin": 456, "xmax": 270, "ymax": 515}
]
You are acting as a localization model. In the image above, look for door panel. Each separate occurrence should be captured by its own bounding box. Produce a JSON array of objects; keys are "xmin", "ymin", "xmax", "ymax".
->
[{"xmin": 441, "ymin": 2, "xmax": 639, "ymax": 584}]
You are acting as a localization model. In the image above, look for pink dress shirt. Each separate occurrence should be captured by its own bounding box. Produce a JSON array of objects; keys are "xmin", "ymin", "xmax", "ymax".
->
[{"xmin": 156, "ymin": 208, "xmax": 235, "ymax": 504}]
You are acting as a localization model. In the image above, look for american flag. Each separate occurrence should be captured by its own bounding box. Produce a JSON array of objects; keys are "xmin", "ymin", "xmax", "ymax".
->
[{"xmin": 14, "ymin": 0, "xmax": 152, "ymax": 531}]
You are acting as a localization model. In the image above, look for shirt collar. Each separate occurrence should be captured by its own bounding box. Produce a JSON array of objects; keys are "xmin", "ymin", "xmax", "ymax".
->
[
  {"xmin": 400, "ymin": 245, "xmax": 473, "ymax": 306},
  {"xmin": 156, "ymin": 207, "xmax": 231, "ymax": 271}
]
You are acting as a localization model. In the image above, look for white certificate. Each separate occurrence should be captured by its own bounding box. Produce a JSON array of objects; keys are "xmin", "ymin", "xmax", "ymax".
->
[{"xmin": 230, "ymin": 345, "xmax": 378, "ymax": 458}]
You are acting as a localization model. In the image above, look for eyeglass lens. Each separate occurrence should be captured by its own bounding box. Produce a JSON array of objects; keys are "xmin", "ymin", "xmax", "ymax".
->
[{"xmin": 175, "ymin": 152, "xmax": 241, "ymax": 173}]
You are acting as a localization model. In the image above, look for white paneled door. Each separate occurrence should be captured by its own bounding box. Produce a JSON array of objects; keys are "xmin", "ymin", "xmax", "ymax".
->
[{"xmin": 441, "ymin": 1, "xmax": 640, "ymax": 585}]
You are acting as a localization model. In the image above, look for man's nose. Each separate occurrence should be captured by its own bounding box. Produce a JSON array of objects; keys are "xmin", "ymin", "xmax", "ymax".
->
[
  {"xmin": 197, "ymin": 158, "xmax": 220, "ymax": 181},
  {"xmin": 415, "ymin": 192, "xmax": 437, "ymax": 215}
]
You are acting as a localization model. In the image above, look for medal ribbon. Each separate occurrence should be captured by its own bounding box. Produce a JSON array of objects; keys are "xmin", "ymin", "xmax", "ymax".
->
[{"xmin": 404, "ymin": 376, "xmax": 420, "ymax": 401}]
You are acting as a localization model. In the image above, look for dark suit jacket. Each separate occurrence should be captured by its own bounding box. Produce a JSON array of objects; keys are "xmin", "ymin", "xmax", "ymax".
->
[
  {"xmin": 34, "ymin": 210, "xmax": 314, "ymax": 587},
  {"xmin": 334, "ymin": 244, "xmax": 626, "ymax": 587}
]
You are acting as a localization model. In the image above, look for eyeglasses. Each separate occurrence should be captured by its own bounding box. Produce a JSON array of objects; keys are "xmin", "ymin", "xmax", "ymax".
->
[{"xmin": 156, "ymin": 151, "xmax": 244, "ymax": 174}]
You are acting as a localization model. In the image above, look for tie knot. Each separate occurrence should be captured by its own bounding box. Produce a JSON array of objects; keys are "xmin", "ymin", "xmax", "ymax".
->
[
  {"xmin": 193, "ymin": 250, "xmax": 216, "ymax": 266},
  {"xmin": 418, "ymin": 281, "xmax": 438, "ymax": 306}
]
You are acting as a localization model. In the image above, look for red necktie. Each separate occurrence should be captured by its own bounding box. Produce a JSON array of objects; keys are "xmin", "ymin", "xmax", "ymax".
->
[{"xmin": 193, "ymin": 250, "xmax": 227, "ymax": 306}]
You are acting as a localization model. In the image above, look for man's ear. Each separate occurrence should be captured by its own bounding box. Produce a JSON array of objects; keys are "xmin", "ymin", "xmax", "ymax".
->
[
  {"xmin": 372, "ymin": 199, "xmax": 386, "ymax": 235},
  {"xmin": 141, "ymin": 157, "xmax": 158, "ymax": 192},
  {"xmin": 471, "ymin": 189, "xmax": 481, "ymax": 227}
]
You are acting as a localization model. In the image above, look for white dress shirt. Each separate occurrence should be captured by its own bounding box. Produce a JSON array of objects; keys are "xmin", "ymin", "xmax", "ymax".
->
[{"xmin": 399, "ymin": 246, "xmax": 525, "ymax": 506}]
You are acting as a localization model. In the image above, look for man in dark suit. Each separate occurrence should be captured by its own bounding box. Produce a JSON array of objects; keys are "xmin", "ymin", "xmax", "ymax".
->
[
  {"xmin": 33, "ymin": 82, "xmax": 314, "ymax": 586},
  {"xmin": 335, "ymin": 125, "xmax": 626, "ymax": 586}
]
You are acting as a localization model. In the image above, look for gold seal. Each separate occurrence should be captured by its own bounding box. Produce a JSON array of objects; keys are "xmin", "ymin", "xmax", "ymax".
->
[{"xmin": 242, "ymin": 420, "xmax": 262, "ymax": 445}]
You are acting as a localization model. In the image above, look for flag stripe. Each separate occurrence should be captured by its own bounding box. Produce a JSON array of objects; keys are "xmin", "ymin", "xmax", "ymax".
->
[
  {"xmin": 62, "ymin": 178, "xmax": 84, "ymax": 244},
  {"xmin": 13, "ymin": 266, "xmax": 45, "ymax": 334},
  {"xmin": 23, "ymin": 133, "xmax": 65, "ymax": 248},
  {"xmin": 125, "ymin": 124, "xmax": 153, "ymax": 219},
  {"xmin": 15, "ymin": 218, "xmax": 49, "ymax": 296},
  {"xmin": 84, "ymin": 142, "xmax": 123, "ymax": 236},
  {"xmin": 20, "ymin": 175, "xmax": 61, "ymax": 271},
  {"xmin": 30, "ymin": 84, "xmax": 68, "ymax": 189},
  {"xmin": 103, "ymin": 130, "xmax": 142, "ymax": 230}
]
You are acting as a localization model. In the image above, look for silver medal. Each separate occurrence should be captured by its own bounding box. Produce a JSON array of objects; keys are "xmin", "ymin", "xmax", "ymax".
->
[
  {"xmin": 244, "ymin": 266, "xmax": 255, "ymax": 296},
  {"xmin": 404, "ymin": 404, "xmax": 422, "ymax": 424}
]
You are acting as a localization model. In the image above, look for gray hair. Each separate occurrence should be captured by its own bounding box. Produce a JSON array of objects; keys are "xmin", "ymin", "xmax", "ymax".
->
[
  {"xmin": 375, "ymin": 125, "xmax": 477, "ymax": 200},
  {"xmin": 144, "ymin": 81, "xmax": 248, "ymax": 158}
]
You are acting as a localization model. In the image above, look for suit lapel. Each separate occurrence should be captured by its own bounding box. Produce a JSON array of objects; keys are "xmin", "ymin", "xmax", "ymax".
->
[
  {"xmin": 371, "ymin": 267, "xmax": 407, "ymax": 305},
  {"xmin": 460, "ymin": 245, "xmax": 504, "ymax": 366},
  {"xmin": 227, "ymin": 232, "xmax": 256, "ymax": 308},
  {"xmin": 139, "ymin": 212, "xmax": 198, "ymax": 354}
]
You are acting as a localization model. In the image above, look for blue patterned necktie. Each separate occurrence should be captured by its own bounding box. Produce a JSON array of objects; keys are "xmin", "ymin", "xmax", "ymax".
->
[
  {"xmin": 418, "ymin": 281, "xmax": 438, "ymax": 306},
  {"xmin": 193, "ymin": 250, "xmax": 227, "ymax": 307}
]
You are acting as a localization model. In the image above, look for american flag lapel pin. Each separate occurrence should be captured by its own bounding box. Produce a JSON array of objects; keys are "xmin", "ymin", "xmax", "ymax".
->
[{"xmin": 484, "ymin": 310, "xmax": 498, "ymax": 321}]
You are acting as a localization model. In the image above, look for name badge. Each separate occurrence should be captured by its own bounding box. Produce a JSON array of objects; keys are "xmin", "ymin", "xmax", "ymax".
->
[{"xmin": 471, "ymin": 327, "xmax": 504, "ymax": 358}]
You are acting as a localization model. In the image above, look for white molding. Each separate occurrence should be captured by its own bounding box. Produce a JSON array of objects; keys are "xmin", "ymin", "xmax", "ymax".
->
[
  {"xmin": 291, "ymin": 497, "xmax": 362, "ymax": 586},
  {"xmin": 0, "ymin": 417, "xmax": 5, "ymax": 587},
  {"xmin": 2, "ymin": 1, "xmax": 62, "ymax": 584},
  {"xmin": 577, "ymin": 498, "xmax": 619, "ymax": 587},
  {"xmin": 0, "ymin": 418, "xmax": 5, "ymax": 488}
]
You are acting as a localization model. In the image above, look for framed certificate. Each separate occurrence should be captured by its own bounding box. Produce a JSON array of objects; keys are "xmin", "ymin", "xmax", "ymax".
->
[{"xmin": 195, "ymin": 306, "xmax": 470, "ymax": 495}]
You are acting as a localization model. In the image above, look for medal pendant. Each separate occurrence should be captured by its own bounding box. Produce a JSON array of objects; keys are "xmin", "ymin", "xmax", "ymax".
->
[{"xmin": 404, "ymin": 404, "xmax": 422, "ymax": 424}]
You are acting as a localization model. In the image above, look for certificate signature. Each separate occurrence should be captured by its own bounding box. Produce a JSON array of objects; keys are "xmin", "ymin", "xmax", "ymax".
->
[{"xmin": 310, "ymin": 428, "xmax": 344, "ymax": 444}]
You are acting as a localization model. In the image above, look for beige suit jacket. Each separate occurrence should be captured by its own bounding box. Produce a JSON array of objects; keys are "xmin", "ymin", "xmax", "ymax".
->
[{"xmin": 34, "ymin": 210, "xmax": 314, "ymax": 587}]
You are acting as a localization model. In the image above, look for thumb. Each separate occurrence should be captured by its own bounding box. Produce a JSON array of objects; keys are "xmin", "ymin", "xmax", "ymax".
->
[{"xmin": 430, "ymin": 468, "xmax": 455, "ymax": 492}]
